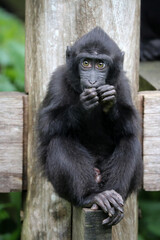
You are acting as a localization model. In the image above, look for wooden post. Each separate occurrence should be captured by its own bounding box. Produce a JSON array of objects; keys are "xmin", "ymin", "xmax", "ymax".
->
[
  {"xmin": 22, "ymin": 1, "xmax": 72, "ymax": 239},
  {"xmin": 22, "ymin": 0, "xmax": 140, "ymax": 239},
  {"xmin": 72, "ymin": 207, "xmax": 112, "ymax": 240}
]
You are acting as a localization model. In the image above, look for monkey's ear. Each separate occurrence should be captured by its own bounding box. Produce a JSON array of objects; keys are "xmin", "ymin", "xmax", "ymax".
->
[{"xmin": 66, "ymin": 46, "xmax": 71, "ymax": 62}]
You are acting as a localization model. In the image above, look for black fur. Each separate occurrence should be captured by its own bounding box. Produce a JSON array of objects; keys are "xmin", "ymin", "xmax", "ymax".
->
[{"xmin": 37, "ymin": 27, "xmax": 142, "ymax": 206}]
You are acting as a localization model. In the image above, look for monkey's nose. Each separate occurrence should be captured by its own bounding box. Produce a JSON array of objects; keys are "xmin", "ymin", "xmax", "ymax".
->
[{"xmin": 89, "ymin": 80, "xmax": 97, "ymax": 85}]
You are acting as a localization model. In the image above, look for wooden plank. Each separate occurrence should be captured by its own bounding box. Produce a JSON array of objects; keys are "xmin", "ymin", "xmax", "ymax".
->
[
  {"xmin": 72, "ymin": 207, "xmax": 111, "ymax": 240},
  {"xmin": 143, "ymin": 156, "xmax": 160, "ymax": 191},
  {"xmin": 144, "ymin": 114, "xmax": 160, "ymax": 137},
  {"xmin": 0, "ymin": 92, "xmax": 24, "ymax": 192},
  {"xmin": 142, "ymin": 92, "xmax": 160, "ymax": 191},
  {"xmin": 144, "ymin": 138, "xmax": 160, "ymax": 155},
  {"xmin": 144, "ymin": 93, "xmax": 160, "ymax": 114}
]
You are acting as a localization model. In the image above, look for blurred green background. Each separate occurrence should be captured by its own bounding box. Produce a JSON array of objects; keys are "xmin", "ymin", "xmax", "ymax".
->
[{"xmin": 0, "ymin": 2, "xmax": 160, "ymax": 240}]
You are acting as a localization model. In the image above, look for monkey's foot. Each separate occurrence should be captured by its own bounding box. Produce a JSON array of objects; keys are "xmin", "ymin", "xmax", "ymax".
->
[
  {"xmin": 102, "ymin": 209, "xmax": 124, "ymax": 226},
  {"xmin": 93, "ymin": 190, "xmax": 124, "ymax": 225}
]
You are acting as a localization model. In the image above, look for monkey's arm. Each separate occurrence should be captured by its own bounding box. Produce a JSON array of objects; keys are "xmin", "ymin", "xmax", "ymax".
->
[
  {"xmin": 46, "ymin": 136, "xmax": 99, "ymax": 205},
  {"xmin": 102, "ymin": 105, "xmax": 142, "ymax": 200}
]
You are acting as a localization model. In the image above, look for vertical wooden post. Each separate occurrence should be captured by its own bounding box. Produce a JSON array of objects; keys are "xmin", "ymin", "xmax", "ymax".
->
[
  {"xmin": 22, "ymin": 0, "xmax": 140, "ymax": 239},
  {"xmin": 22, "ymin": 1, "xmax": 72, "ymax": 239}
]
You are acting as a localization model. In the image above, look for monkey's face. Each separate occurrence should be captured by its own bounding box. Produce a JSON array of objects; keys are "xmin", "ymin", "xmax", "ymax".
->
[{"xmin": 78, "ymin": 56, "xmax": 110, "ymax": 91}]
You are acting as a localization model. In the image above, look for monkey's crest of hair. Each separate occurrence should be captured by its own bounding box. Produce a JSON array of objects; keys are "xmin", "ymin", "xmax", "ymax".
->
[
  {"xmin": 66, "ymin": 27, "xmax": 124, "ymax": 92},
  {"xmin": 73, "ymin": 27, "xmax": 121, "ymax": 56}
]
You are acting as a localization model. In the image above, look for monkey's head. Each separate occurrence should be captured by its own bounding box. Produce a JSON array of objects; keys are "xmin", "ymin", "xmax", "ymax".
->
[{"xmin": 66, "ymin": 27, "xmax": 124, "ymax": 93}]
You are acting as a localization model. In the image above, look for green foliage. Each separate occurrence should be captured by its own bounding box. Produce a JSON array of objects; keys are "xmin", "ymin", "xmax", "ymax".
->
[
  {"xmin": 138, "ymin": 191, "xmax": 160, "ymax": 240},
  {"xmin": 0, "ymin": 8, "xmax": 25, "ymax": 91},
  {"xmin": 0, "ymin": 193, "xmax": 21, "ymax": 240}
]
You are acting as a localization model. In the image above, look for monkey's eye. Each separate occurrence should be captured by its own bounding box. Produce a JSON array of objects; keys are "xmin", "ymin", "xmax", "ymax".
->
[
  {"xmin": 96, "ymin": 60, "xmax": 105, "ymax": 69},
  {"xmin": 82, "ymin": 59, "xmax": 91, "ymax": 68}
]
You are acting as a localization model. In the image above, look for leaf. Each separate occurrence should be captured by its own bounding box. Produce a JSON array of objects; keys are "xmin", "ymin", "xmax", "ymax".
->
[{"xmin": 0, "ymin": 74, "xmax": 17, "ymax": 91}]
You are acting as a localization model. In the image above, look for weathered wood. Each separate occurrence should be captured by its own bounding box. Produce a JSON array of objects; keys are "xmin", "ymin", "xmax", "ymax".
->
[
  {"xmin": 144, "ymin": 93, "xmax": 160, "ymax": 114},
  {"xmin": 112, "ymin": 194, "xmax": 138, "ymax": 240},
  {"xmin": 144, "ymin": 138, "xmax": 160, "ymax": 155},
  {"xmin": 0, "ymin": 92, "xmax": 24, "ymax": 192},
  {"xmin": 143, "ymin": 156, "xmax": 160, "ymax": 191},
  {"xmin": 144, "ymin": 114, "xmax": 160, "ymax": 137},
  {"xmin": 72, "ymin": 207, "xmax": 111, "ymax": 240},
  {"xmin": 142, "ymin": 91, "xmax": 160, "ymax": 191},
  {"xmin": 21, "ymin": 0, "xmax": 71, "ymax": 239}
]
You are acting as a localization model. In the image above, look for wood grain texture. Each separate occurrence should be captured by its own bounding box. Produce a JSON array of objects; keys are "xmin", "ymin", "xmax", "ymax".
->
[
  {"xmin": 143, "ymin": 92, "xmax": 160, "ymax": 191},
  {"xmin": 22, "ymin": 0, "xmax": 71, "ymax": 239},
  {"xmin": 143, "ymin": 156, "xmax": 160, "ymax": 191},
  {"xmin": 0, "ymin": 92, "xmax": 24, "ymax": 192},
  {"xmin": 23, "ymin": 0, "xmax": 140, "ymax": 239},
  {"xmin": 112, "ymin": 194, "xmax": 138, "ymax": 240},
  {"xmin": 72, "ymin": 207, "xmax": 111, "ymax": 240}
]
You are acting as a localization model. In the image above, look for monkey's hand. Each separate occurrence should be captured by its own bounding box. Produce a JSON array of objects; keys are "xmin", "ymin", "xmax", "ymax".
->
[
  {"xmin": 80, "ymin": 88, "xmax": 99, "ymax": 111},
  {"xmin": 93, "ymin": 190, "xmax": 124, "ymax": 226},
  {"xmin": 97, "ymin": 85, "xmax": 116, "ymax": 113}
]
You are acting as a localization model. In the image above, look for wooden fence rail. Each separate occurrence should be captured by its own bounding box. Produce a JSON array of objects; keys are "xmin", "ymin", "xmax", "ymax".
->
[
  {"xmin": 0, "ymin": 90, "xmax": 160, "ymax": 240},
  {"xmin": 1, "ymin": 91, "xmax": 160, "ymax": 193}
]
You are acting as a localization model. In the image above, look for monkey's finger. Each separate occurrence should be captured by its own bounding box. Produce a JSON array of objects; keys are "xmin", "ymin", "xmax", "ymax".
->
[
  {"xmin": 111, "ymin": 194, "xmax": 124, "ymax": 208},
  {"xmin": 83, "ymin": 93, "xmax": 99, "ymax": 102},
  {"xmin": 94, "ymin": 197, "xmax": 108, "ymax": 213},
  {"xmin": 111, "ymin": 190, "xmax": 124, "ymax": 206},
  {"xmin": 102, "ymin": 95, "xmax": 115, "ymax": 103},
  {"xmin": 97, "ymin": 85, "xmax": 115, "ymax": 94},
  {"xmin": 85, "ymin": 97, "xmax": 99, "ymax": 106},
  {"xmin": 100, "ymin": 194, "xmax": 114, "ymax": 217},
  {"xmin": 107, "ymin": 212, "xmax": 124, "ymax": 226},
  {"xmin": 80, "ymin": 94, "xmax": 98, "ymax": 106},
  {"xmin": 80, "ymin": 89, "xmax": 97, "ymax": 98},
  {"xmin": 80, "ymin": 88, "xmax": 96, "ymax": 99},
  {"xmin": 81, "ymin": 91, "xmax": 98, "ymax": 102},
  {"xmin": 83, "ymin": 88, "xmax": 97, "ymax": 96},
  {"xmin": 102, "ymin": 217, "xmax": 111, "ymax": 225},
  {"xmin": 108, "ymin": 197, "xmax": 123, "ymax": 213},
  {"xmin": 85, "ymin": 101, "xmax": 99, "ymax": 110},
  {"xmin": 100, "ymin": 90, "xmax": 116, "ymax": 99}
]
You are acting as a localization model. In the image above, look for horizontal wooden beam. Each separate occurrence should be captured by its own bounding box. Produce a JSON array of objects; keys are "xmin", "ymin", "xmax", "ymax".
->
[
  {"xmin": 140, "ymin": 91, "xmax": 160, "ymax": 191},
  {"xmin": 0, "ymin": 92, "xmax": 27, "ymax": 192},
  {"xmin": 0, "ymin": 91, "xmax": 160, "ymax": 192}
]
